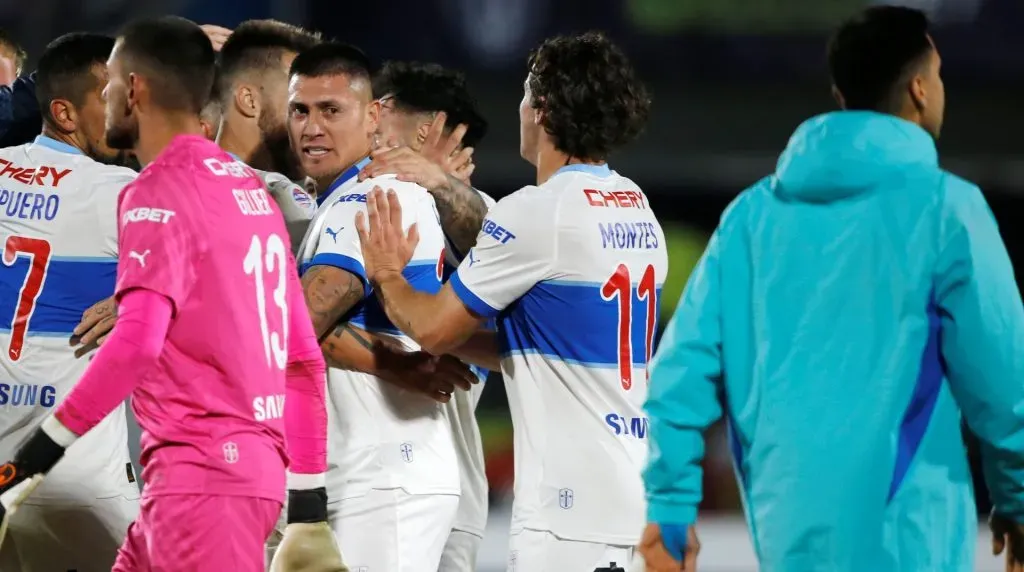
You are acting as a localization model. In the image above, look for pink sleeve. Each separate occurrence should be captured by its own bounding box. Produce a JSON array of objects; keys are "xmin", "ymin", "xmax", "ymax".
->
[
  {"xmin": 116, "ymin": 173, "xmax": 199, "ymax": 313},
  {"xmin": 54, "ymin": 289, "xmax": 172, "ymax": 436},
  {"xmin": 283, "ymin": 262, "xmax": 328, "ymax": 480}
]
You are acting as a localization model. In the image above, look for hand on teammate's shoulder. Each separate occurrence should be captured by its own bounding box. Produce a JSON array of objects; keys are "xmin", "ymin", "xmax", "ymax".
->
[{"xmin": 358, "ymin": 111, "xmax": 474, "ymax": 190}]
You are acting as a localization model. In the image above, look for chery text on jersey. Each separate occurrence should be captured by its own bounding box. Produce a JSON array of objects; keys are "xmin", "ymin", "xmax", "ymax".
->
[
  {"xmin": 0, "ymin": 135, "xmax": 137, "ymax": 503},
  {"xmin": 448, "ymin": 163, "xmax": 668, "ymax": 544}
]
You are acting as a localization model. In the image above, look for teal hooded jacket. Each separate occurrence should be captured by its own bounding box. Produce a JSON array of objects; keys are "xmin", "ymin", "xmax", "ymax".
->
[{"xmin": 643, "ymin": 111, "xmax": 1024, "ymax": 571}]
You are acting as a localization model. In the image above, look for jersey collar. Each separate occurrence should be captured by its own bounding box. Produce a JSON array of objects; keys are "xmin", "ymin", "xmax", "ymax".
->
[
  {"xmin": 33, "ymin": 135, "xmax": 83, "ymax": 156},
  {"xmin": 554, "ymin": 163, "xmax": 612, "ymax": 178},
  {"xmin": 317, "ymin": 156, "xmax": 372, "ymax": 207}
]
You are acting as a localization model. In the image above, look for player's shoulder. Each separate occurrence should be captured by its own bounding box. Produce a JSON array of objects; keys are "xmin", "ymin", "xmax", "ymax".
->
[
  {"xmin": 256, "ymin": 168, "xmax": 316, "ymax": 211},
  {"xmin": 349, "ymin": 174, "xmax": 432, "ymax": 208}
]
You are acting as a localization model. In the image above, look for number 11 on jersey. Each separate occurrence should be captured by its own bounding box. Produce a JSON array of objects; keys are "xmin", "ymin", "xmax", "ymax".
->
[{"xmin": 601, "ymin": 263, "xmax": 657, "ymax": 391}]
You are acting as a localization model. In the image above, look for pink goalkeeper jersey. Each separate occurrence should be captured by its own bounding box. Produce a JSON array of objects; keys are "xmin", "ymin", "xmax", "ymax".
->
[{"xmin": 116, "ymin": 135, "xmax": 297, "ymax": 501}]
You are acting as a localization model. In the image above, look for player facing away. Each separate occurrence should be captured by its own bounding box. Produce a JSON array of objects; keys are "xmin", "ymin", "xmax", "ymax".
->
[
  {"xmin": 288, "ymin": 43, "xmax": 468, "ymax": 572},
  {"xmin": 0, "ymin": 17, "xmax": 340, "ymax": 572},
  {"xmin": 639, "ymin": 7, "xmax": 1024, "ymax": 572},
  {"xmin": 215, "ymin": 19, "xmax": 321, "ymax": 250},
  {"xmin": 361, "ymin": 60, "xmax": 494, "ymax": 572},
  {"xmin": 0, "ymin": 32, "xmax": 139, "ymax": 572},
  {"xmin": 354, "ymin": 32, "xmax": 660, "ymax": 572}
]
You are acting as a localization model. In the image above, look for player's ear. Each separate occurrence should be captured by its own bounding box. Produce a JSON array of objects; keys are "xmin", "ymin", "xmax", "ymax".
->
[
  {"xmin": 126, "ymin": 72, "xmax": 142, "ymax": 110},
  {"xmin": 366, "ymin": 99, "xmax": 381, "ymax": 134},
  {"xmin": 235, "ymin": 84, "xmax": 258, "ymax": 119},
  {"xmin": 908, "ymin": 73, "xmax": 927, "ymax": 113},
  {"xmin": 47, "ymin": 99, "xmax": 77, "ymax": 133}
]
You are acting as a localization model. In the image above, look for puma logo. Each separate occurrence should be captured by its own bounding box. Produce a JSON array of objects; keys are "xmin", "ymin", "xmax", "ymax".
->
[
  {"xmin": 128, "ymin": 250, "xmax": 151, "ymax": 267},
  {"xmin": 325, "ymin": 227, "xmax": 342, "ymax": 242}
]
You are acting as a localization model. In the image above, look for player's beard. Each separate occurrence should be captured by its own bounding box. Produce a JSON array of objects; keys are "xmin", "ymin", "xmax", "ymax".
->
[
  {"xmin": 105, "ymin": 115, "xmax": 139, "ymax": 151},
  {"xmin": 259, "ymin": 110, "xmax": 301, "ymax": 181}
]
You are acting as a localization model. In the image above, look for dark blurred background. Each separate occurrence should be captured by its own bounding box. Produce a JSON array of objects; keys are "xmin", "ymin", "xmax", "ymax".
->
[{"xmin": 3, "ymin": 0, "xmax": 1020, "ymax": 568}]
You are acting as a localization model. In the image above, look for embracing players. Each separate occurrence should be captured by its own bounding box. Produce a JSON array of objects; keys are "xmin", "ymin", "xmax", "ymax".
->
[
  {"xmin": 0, "ymin": 17, "xmax": 338, "ymax": 571},
  {"xmin": 353, "ymin": 32, "xmax": 660, "ymax": 571}
]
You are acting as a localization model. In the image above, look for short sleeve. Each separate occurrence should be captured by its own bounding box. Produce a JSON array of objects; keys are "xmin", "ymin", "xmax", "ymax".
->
[
  {"xmin": 93, "ymin": 168, "xmax": 135, "ymax": 259},
  {"xmin": 262, "ymin": 170, "xmax": 315, "ymax": 253},
  {"xmin": 448, "ymin": 187, "xmax": 554, "ymax": 318},
  {"xmin": 307, "ymin": 193, "xmax": 371, "ymax": 297},
  {"xmin": 115, "ymin": 172, "xmax": 199, "ymax": 312}
]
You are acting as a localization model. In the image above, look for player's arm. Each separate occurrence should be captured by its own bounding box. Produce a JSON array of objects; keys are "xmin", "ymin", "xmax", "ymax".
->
[
  {"xmin": 430, "ymin": 174, "xmax": 488, "ymax": 257},
  {"xmin": 0, "ymin": 178, "xmax": 191, "ymax": 508},
  {"xmin": 0, "ymin": 288, "xmax": 171, "ymax": 516},
  {"xmin": 71, "ymin": 169, "xmax": 138, "ymax": 353},
  {"xmin": 358, "ymin": 187, "xmax": 548, "ymax": 365},
  {"xmin": 301, "ymin": 264, "xmax": 365, "ymax": 340},
  {"xmin": 281, "ymin": 261, "xmax": 330, "ymax": 521},
  {"xmin": 641, "ymin": 225, "xmax": 727, "ymax": 566},
  {"xmin": 319, "ymin": 323, "xmax": 476, "ymax": 400},
  {"xmin": 934, "ymin": 180, "xmax": 1024, "ymax": 523},
  {"xmin": 359, "ymin": 120, "xmax": 489, "ymax": 258}
]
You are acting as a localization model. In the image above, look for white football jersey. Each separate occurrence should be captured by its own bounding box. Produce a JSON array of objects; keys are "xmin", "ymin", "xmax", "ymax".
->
[
  {"xmin": 449, "ymin": 164, "xmax": 668, "ymax": 544},
  {"xmin": 254, "ymin": 168, "xmax": 315, "ymax": 253},
  {"xmin": 298, "ymin": 174, "xmax": 459, "ymax": 500},
  {"xmin": 0, "ymin": 136, "xmax": 139, "ymax": 502},
  {"xmin": 443, "ymin": 188, "xmax": 495, "ymax": 536}
]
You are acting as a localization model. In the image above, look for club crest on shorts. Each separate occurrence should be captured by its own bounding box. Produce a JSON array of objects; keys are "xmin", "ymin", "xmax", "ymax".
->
[{"xmin": 222, "ymin": 441, "xmax": 239, "ymax": 464}]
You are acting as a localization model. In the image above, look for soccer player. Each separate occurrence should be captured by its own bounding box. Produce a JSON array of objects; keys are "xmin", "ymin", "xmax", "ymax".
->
[
  {"xmin": 288, "ymin": 43, "xmax": 472, "ymax": 572},
  {"xmin": 353, "ymin": 31, "xmax": 659, "ymax": 571},
  {"xmin": 0, "ymin": 17, "xmax": 336, "ymax": 571},
  {"xmin": 0, "ymin": 32, "xmax": 139, "ymax": 572},
  {"xmin": 215, "ymin": 20, "xmax": 320, "ymax": 250},
  {"xmin": 638, "ymin": 6, "xmax": 1024, "ymax": 572},
  {"xmin": 364, "ymin": 60, "xmax": 493, "ymax": 571}
]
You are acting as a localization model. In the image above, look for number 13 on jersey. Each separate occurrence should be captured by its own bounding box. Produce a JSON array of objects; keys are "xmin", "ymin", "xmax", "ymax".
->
[
  {"xmin": 602, "ymin": 263, "xmax": 657, "ymax": 391},
  {"xmin": 243, "ymin": 234, "xmax": 289, "ymax": 370}
]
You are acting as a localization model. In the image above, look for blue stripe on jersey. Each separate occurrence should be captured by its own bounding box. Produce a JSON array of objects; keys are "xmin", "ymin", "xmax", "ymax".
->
[
  {"xmin": 0, "ymin": 257, "xmax": 116, "ymax": 335},
  {"xmin": 349, "ymin": 260, "xmax": 441, "ymax": 335},
  {"xmin": 496, "ymin": 279, "xmax": 663, "ymax": 368}
]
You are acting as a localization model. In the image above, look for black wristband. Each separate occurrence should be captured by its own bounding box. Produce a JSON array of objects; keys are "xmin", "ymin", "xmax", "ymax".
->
[
  {"xmin": 14, "ymin": 427, "xmax": 65, "ymax": 476},
  {"xmin": 286, "ymin": 487, "xmax": 328, "ymax": 524}
]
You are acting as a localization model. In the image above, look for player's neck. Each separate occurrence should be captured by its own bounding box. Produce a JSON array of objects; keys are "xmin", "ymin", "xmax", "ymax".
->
[
  {"xmin": 216, "ymin": 119, "xmax": 265, "ymax": 169},
  {"xmin": 535, "ymin": 149, "xmax": 603, "ymax": 186},
  {"xmin": 40, "ymin": 126, "xmax": 86, "ymax": 155},
  {"xmin": 134, "ymin": 112, "xmax": 205, "ymax": 168},
  {"xmin": 316, "ymin": 149, "xmax": 371, "ymax": 192}
]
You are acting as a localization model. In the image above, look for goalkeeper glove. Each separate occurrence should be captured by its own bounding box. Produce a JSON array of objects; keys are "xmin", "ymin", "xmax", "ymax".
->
[
  {"xmin": 269, "ymin": 474, "xmax": 348, "ymax": 572},
  {"xmin": 0, "ymin": 417, "xmax": 71, "ymax": 548}
]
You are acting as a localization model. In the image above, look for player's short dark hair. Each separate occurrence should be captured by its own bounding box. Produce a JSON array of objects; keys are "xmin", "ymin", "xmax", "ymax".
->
[
  {"xmin": 373, "ymin": 61, "xmax": 488, "ymax": 148},
  {"xmin": 527, "ymin": 31, "xmax": 650, "ymax": 162},
  {"xmin": 289, "ymin": 42, "xmax": 372, "ymax": 82},
  {"xmin": 117, "ymin": 16, "xmax": 216, "ymax": 114},
  {"xmin": 35, "ymin": 33, "xmax": 115, "ymax": 126},
  {"xmin": 827, "ymin": 6, "xmax": 933, "ymax": 112},
  {"xmin": 0, "ymin": 29, "xmax": 27, "ymax": 75},
  {"xmin": 218, "ymin": 19, "xmax": 320, "ymax": 103}
]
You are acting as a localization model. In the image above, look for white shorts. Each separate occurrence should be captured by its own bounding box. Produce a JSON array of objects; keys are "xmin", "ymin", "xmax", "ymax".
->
[
  {"xmin": 329, "ymin": 488, "xmax": 459, "ymax": 572},
  {"xmin": 439, "ymin": 528, "xmax": 483, "ymax": 572},
  {"xmin": 0, "ymin": 494, "xmax": 139, "ymax": 572},
  {"xmin": 507, "ymin": 529, "xmax": 635, "ymax": 572}
]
